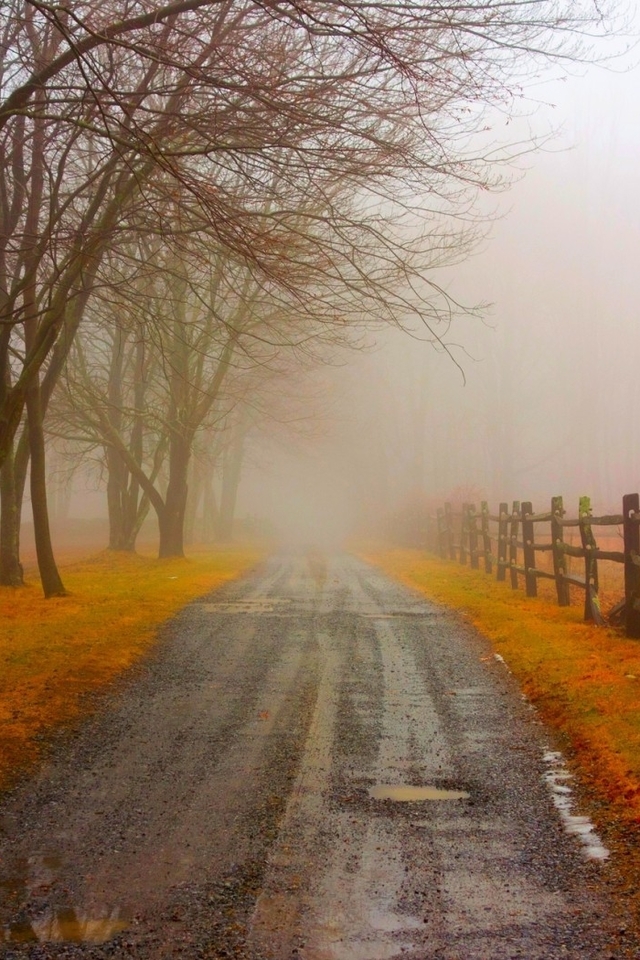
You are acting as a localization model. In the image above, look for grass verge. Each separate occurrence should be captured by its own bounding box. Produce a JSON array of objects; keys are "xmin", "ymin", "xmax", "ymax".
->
[
  {"xmin": 359, "ymin": 547, "xmax": 640, "ymax": 837},
  {"xmin": 0, "ymin": 545, "xmax": 264, "ymax": 791}
]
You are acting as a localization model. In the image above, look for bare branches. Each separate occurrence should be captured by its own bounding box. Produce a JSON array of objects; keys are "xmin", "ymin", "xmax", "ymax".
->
[{"xmin": 0, "ymin": 0, "xmax": 620, "ymax": 572}]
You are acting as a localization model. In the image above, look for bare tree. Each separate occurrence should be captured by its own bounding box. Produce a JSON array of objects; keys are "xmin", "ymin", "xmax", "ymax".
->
[
  {"xmin": 53, "ymin": 241, "xmax": 290, "ymax": 556},
  {"xmin": 0, "ymin": 0, "xmax": 616, "ymax": 589},
  {"xmin": 53, "ymin": 214, "xmax": 368, "ymax": 556}
]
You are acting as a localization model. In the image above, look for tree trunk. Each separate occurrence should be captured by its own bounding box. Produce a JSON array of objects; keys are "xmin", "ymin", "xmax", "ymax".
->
[
  {"xmin": 106, "ymin": 447, "xmax": 153, "ymax": 552},
  {"xmin": 0, "ymin": 323, "xmax": 22, "ymax": 585},
  {"xmin": 202, "ymin": 465, "xmax": 218, "ymax": 543},
  {"xmin": 121, "ymin": 330, "xmax": 147, "ymax": 550},
  {"xmin": 184, "ymin": 456, "xmax": 204, "ymax": 546},
  {"xmin": 123, "ymin": 474, "xmax": 141, "ymax": 549},
  {"xmin": 18, "ymin": 114, "xmax": 64, "ymax": 597},
  {"xmin": 216, "ymin": 426, "xmax": 245, "ymax": 542},
  {"xmin": 26, "ymin": 381, "xmax": 66, "ymax": 597},
  {"xmin": 50, "ymin": 468, "xmax": 73, "ymax": 524},
  {"xmin": 105, "ymin": 324, "xmax": 148, "ymax": 552},
  {"xmin": 125, "ymin": 492, "xmax": 151, "ymax": 551},
  {"xmin": 158, "ymin": 432, "xmax": 190, "ymax": 558},
  {"xmin": 0, "ymin": 447, "xmax": 24, "ymax": 586},
  {"xmin": 106, "ymin": 445, "xmax": 130, "ymax": 550}
]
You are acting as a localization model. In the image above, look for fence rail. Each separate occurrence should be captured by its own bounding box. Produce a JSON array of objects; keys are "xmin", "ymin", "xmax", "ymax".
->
[{"xmin": 425, "ymin": 493, "xmax": 640, "ymax": 638}]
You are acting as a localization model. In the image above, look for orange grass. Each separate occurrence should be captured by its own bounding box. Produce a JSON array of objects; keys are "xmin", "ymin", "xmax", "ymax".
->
[
  {"xmin": 0, "ymin": 545, "xmax": 264, "ymax": 791},
  {"xmin": 359, "ymin": 547, "xmax": 640, "ymax": 833}
]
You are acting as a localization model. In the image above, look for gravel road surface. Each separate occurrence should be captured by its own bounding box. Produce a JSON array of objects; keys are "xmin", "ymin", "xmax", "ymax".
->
[{"xmin": 0, "ymin": 552, "xmax": 632, "ymax": 959}]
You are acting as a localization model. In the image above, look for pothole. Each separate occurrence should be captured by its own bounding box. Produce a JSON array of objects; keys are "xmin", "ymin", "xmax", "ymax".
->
[{"xmin": 368, "ymin": 785, "xmax": 470, "ymax": 802}]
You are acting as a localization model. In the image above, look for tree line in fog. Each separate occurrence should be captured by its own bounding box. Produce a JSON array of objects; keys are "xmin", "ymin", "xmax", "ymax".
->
[{"xmin": 0, "ymin": 0, "xmax": 615, "ymax": 594}]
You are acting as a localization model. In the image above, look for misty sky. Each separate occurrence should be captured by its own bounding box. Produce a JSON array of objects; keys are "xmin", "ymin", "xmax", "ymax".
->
[
  {"xmin": 53, "ymin": 18, "xmax": 640, "ymax": 544},
  {"xmin": 237, "ymin": 25, "xmax": 640, "ymax": 543}
]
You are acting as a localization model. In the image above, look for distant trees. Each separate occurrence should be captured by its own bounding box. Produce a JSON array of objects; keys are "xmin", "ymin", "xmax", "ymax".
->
[
  {"xmin": 51, "ymin": 221, "xmax": 356, "ymax": 558},
  {"xmin": 0, "ymin": 0, "xmax": 616, "ymax": 592}
]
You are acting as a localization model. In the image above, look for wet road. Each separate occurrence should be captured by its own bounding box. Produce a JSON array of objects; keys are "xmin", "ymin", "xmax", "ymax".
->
[{"xmin": 0, "ymin": 552, "xmax": 629, "ymax": 958}]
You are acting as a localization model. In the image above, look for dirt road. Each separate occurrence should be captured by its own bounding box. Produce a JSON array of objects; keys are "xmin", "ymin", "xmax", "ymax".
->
[{"xmin": 0, "ymin": 553, "xmax": 632, "ymax": 958}]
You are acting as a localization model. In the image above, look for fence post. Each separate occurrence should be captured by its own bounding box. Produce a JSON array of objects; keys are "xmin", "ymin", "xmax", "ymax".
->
[
  {"xmin": 496, "ymin": 501, "xmax": 508, "ymax": 582},
  {"xmin": 444, "ymin": 502, "xmax": 455, "ymax": 560},
  {"xmin": 509, "ymin": 500, "xmax": 520, "ymax": 589},
  {"xmin": 468, "ymin": 503, "xmax": 479, "ymax": 569},
  {"xmin": 436, "ymin": 507, "xmax": 446, "ymax": 558},
  {"xmin": 431, "ymin": 515, "xmax": 438, "ymax": 552},
  {"xmin": 578, "ymin": 495, "xmax": 604, "ymax": 625},
  {"xmin": 623, "ymin": 493, "xmax": 640, "ymax": 638},
  {"xmin": 521, "ymin": 501, "xmax": 537, "ymax": 598},
  {"xmin": 551, "ymin": 495, "xmax": 570, "ymax": 607},
  {"xmin": 459, "ymin": 503, "xmax": 468, "ymax": 565},
  {"xmin": 480, "ymin": 501, "xmax": 492, "ymax": 574}
]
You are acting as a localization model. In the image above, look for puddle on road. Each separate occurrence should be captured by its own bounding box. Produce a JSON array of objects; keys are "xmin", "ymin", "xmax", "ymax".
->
[
  {"xmin": 3, "ymin": 910, "xmax": 129, "ymax": 944},
  {"xmin": 542, "ymin": 750, "xmax": 610, "ymax": 861},
  {"xmin": 369, "ymin": 784, "xmax": 470, "ymax": 802},
  {"xmin": 0, "ymin": 854, "xmax": 130, "ymax": 944}
]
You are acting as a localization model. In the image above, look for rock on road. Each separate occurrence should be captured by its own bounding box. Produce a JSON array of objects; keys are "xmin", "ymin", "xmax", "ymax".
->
[{"xmin": 0, "ymin": 552, "xmax": 631, "ymax": 959}]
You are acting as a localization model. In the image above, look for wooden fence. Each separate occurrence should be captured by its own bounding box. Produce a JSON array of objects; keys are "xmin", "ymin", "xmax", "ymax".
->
[{"xmin": 423, "ymin": 493, "xmax": 640, "ymax": 639}]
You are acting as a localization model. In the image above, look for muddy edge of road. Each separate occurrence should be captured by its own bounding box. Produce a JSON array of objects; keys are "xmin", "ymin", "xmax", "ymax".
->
[{"xmin": 0, "ymin": 551, "xmax": 636, "ymax": 959}]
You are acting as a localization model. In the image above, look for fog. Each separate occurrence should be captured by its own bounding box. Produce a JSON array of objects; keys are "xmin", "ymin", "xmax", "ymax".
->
[
  {"xmin": 222, "ymin": 45, "xmax": 640, "ymax": 546},
  {"xmin": 29, "ymin": 31, "xmax": 640, "ymax": 555}
]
